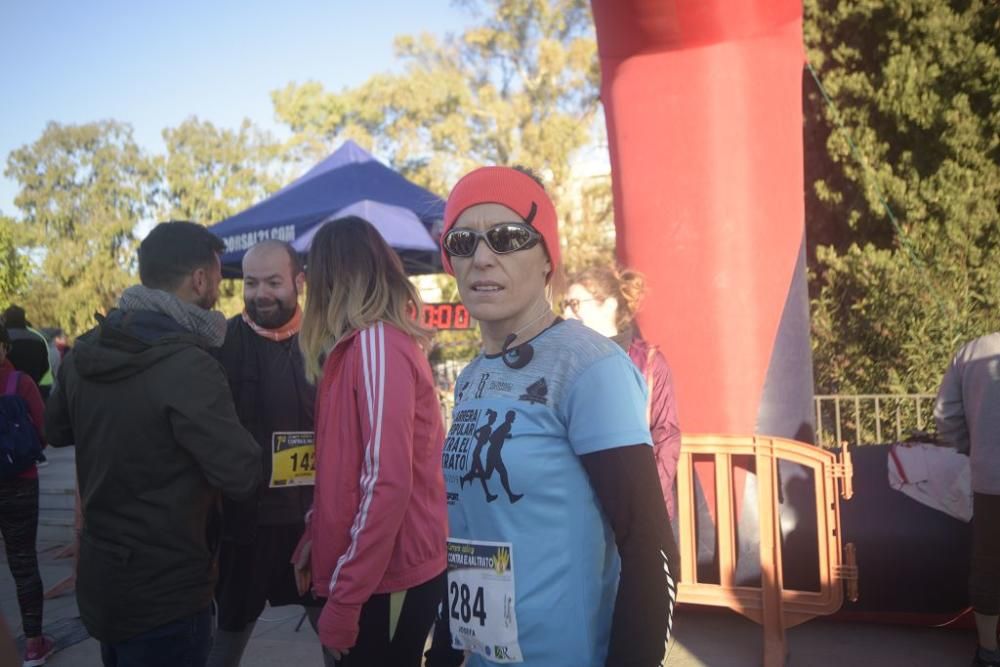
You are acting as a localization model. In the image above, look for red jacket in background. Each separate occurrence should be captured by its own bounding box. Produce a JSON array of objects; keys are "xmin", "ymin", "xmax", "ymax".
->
[
  {"xmin": 627, "ymin": 337, "xmax": 682, "ymax": 521},
  {"xmin": 0, "ymin": 358, "xmax": 44, "ymax": 480},
  {"xmin": 303, "ymin": 321, "xmax": 447, "ymax": 650}
]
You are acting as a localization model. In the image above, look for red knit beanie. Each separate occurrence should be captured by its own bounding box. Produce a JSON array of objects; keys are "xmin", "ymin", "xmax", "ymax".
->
[{"xmin": 441, "ymin": 166, "xmax": 560, "ymax": 275}]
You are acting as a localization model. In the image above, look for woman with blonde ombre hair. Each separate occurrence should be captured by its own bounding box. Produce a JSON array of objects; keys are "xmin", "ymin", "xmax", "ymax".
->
[{"xmin": 294, "ymin": 216, "xmax": 448, "ymax": 666}]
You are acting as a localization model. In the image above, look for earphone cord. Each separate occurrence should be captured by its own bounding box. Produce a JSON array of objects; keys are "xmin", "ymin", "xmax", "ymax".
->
[{"xmin": 505, "ymin": 299, "xmax": 553, "ymax": 349}]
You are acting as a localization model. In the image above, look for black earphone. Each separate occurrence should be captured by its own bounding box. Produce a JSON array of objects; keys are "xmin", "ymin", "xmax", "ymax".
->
[{"xmin": 501, "ymin": 333, "xmax": 534, "ymax": 369}]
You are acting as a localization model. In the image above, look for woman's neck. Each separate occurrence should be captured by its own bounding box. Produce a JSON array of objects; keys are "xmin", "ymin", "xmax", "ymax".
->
[{"xmin": 480, "ymin": 304, "xmax": 556, "ymax": 355}]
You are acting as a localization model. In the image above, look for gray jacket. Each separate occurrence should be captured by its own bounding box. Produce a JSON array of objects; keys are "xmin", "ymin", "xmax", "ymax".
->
[{"xmin": 934, "ymin": 332, "xmax": 1000, "ymax": 494}]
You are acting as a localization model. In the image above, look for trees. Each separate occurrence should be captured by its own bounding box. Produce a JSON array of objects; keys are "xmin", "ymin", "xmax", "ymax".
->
[
  {"xmin": 269, "ymin": 0, "xmax": 614, "ymax": 360},
  {"xmin": 0, "ymin": 215, "xmax": 28, "ymax": 299},
  {"xmin": 0, "ymin": 118, "xmax": 280, "ymax": 333},
  {"xmin": 804, "ymin": 0, "xmax": 1000, "ymax": 393},
  {"xmin": 3, "ymin": 0, "xmax": 995, "ymax": 387},
  {"xmin": 4, "ymin": 121, "xmax": 157, "ymax": 335},
  {"xmin": 160, "ymin": 117, "xmax": 285, "ymax": 224},
  {"xmin": 271, "ymin": 0, "xmax": 612, "ymax": 270},
  {"xmin": 158, "ymin": 117, "xmax": 288, "ymax": 319}
]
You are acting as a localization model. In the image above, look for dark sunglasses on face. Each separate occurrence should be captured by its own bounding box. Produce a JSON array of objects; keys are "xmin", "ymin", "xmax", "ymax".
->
[{"xmin": 442, "ymin": 222, "xmax": 542, "ymax": 257}]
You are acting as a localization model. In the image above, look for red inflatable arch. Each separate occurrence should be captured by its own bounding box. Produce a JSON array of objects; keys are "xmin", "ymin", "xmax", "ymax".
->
[{"xmin": 591, "ymin": 0, "xmax": 814, "ymax": 442}]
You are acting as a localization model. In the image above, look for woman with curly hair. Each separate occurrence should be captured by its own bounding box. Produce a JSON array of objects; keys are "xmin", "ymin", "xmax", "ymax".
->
[{"xmin": 563, "ymin": 265, "xmax": 682, "ymax": 522}]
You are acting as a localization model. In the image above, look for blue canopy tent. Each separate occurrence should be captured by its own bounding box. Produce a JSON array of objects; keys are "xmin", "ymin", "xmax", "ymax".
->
[{"xmin": 209, "ymin": 140, "xmax": 445, "ymax": 276}]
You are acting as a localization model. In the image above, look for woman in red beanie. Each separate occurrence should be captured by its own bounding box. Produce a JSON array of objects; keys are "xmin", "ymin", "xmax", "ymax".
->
[{"xmin": 427, "ymin": 166, "xmax": 678, "ymax": 667}]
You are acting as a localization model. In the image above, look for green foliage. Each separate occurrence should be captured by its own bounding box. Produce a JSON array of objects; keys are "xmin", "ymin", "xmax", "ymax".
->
[
  {"xmin": 804, "ymin": 0, "xmax": 1000, "ymax": 393},
  {"xmin": 1, "ymin": 117, "xmax": 286, "ymax": 335},
  {"xmin": 558, "ymin": 164, "xmax": 615, "ymax": 276},
  {"xmin": 0, "ymin": 215, "xmax": 28, "ymax": 299},
  {"xmin": 215, "ymin": 279, "xmax": 246, "ymax": 321},
  {"xmin": 158, "ymin": 118, "xmax": 288, "ymax": 320},
  {"xmin": 273, "ymin": 0, "xmax": 598, "ymax": 187},
  {"xmin": 4, "ymin": 121, "xmax": 157, "ymax": 335},
  {"xmin": 1, "ymin": 2, "xmax": 612, "ymax": 345},
  {"xmin": 159, "ymin": 117, "xmax": 286, "ymax": 224},
  {"xmin": 270, "ymin": 0, "xmax": 609, "ymax": 286},
  {"xmin": 809, "ymin": 243, "xmax": 994, "ymax": 395}
]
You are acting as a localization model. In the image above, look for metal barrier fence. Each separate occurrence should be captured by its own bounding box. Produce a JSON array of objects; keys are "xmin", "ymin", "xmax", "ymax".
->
[{"xmin": 813, "ymin": 394, "xmax": 937, "ymax": 448}]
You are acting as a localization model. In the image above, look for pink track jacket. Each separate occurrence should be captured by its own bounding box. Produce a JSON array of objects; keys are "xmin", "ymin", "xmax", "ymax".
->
[{"xmin": 301, "ymin": 321, "xmax": 448, "ymax": 650}]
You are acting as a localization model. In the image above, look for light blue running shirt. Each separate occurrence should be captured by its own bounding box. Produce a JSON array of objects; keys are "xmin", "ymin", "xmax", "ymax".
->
[{"xmin": 443, "ymin": 319, "xmax": 652, "ymax": 666}]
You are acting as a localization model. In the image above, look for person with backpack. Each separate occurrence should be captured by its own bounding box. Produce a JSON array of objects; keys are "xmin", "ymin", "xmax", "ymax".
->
[{"xmin": 0, "ymin": 321, "xmax": 55, "ymax": 666}]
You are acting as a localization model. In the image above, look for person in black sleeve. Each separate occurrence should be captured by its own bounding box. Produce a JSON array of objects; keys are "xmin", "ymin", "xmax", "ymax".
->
[
  {"xmin": 427, "ymin": 166, "xmax": 677, "ymax": 667},
  {"xmin": 207, "ymin": 240, "xmax": 329, "ymax": 667}
]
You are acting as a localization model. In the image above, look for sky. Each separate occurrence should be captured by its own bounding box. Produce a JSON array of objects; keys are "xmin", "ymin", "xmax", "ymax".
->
[{"xmin": 0, "ymin": 0, "xmax": 471, "ymax": 217}]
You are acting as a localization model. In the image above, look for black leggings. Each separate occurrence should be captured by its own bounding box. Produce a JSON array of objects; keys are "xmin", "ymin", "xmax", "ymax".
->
[
  {"xmin": 971, "ymin": 492, "xmax": 1000, "ymax": 615},
  {"xmin": 331, "ymin": 570, "xmax": 447, "ymax": 667},
  {"xmin": 0, "ymin": 477, "xmax": 43, "ymax": 637}
]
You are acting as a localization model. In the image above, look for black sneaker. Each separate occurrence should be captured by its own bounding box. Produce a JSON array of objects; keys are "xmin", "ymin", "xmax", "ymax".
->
[
  {"xmin": 972, "ymin": 647, "xmax": 1000, "ymax": 667},
  {"xmin": 35, "ymin": 452, "xmax": 49, "ymax": 468}
]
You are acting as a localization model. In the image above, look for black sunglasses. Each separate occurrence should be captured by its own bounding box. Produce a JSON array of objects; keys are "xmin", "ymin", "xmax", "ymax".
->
[{"xmin": 442, "ymin": 222, "xmax": 542, "ymax": 257}]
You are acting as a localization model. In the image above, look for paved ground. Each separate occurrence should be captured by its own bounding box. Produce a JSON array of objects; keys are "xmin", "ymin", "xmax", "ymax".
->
[
  {"xmin": 1, "ymin": 541, "xmax": 976, "ymax": 666},
  {"xmin": 0, "ymin": 447, "xmax": 976, "ymax": 666}
]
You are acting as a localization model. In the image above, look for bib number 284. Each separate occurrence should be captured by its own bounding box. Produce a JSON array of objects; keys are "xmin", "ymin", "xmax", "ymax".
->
[
  {"xmin": 450, "ymin": 581, "xmax": 487, "ymax": 626},
  {"xmin": 446, "ymin": 538, "xmax": 522, "ymax": 662}
]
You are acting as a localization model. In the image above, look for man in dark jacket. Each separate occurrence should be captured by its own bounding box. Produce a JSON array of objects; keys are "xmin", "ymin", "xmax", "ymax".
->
[
  {"xmin": 45, "ymin": 221, "xmax": 261, "ymax": 667},
  {"xmin": 207, "ymin": 240, "xmax": 328, "ymax": 667}
]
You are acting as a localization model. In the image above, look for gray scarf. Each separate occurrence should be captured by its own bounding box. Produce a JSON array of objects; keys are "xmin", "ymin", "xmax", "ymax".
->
[{"xmin": 118, "ymin": 285, "xmax": 227, "ymax": 348}]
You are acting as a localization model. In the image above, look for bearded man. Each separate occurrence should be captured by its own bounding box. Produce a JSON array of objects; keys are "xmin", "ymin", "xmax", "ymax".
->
[{"xmin": 207, "ymin": 240, "xmax": 329, "ymax": 667}]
